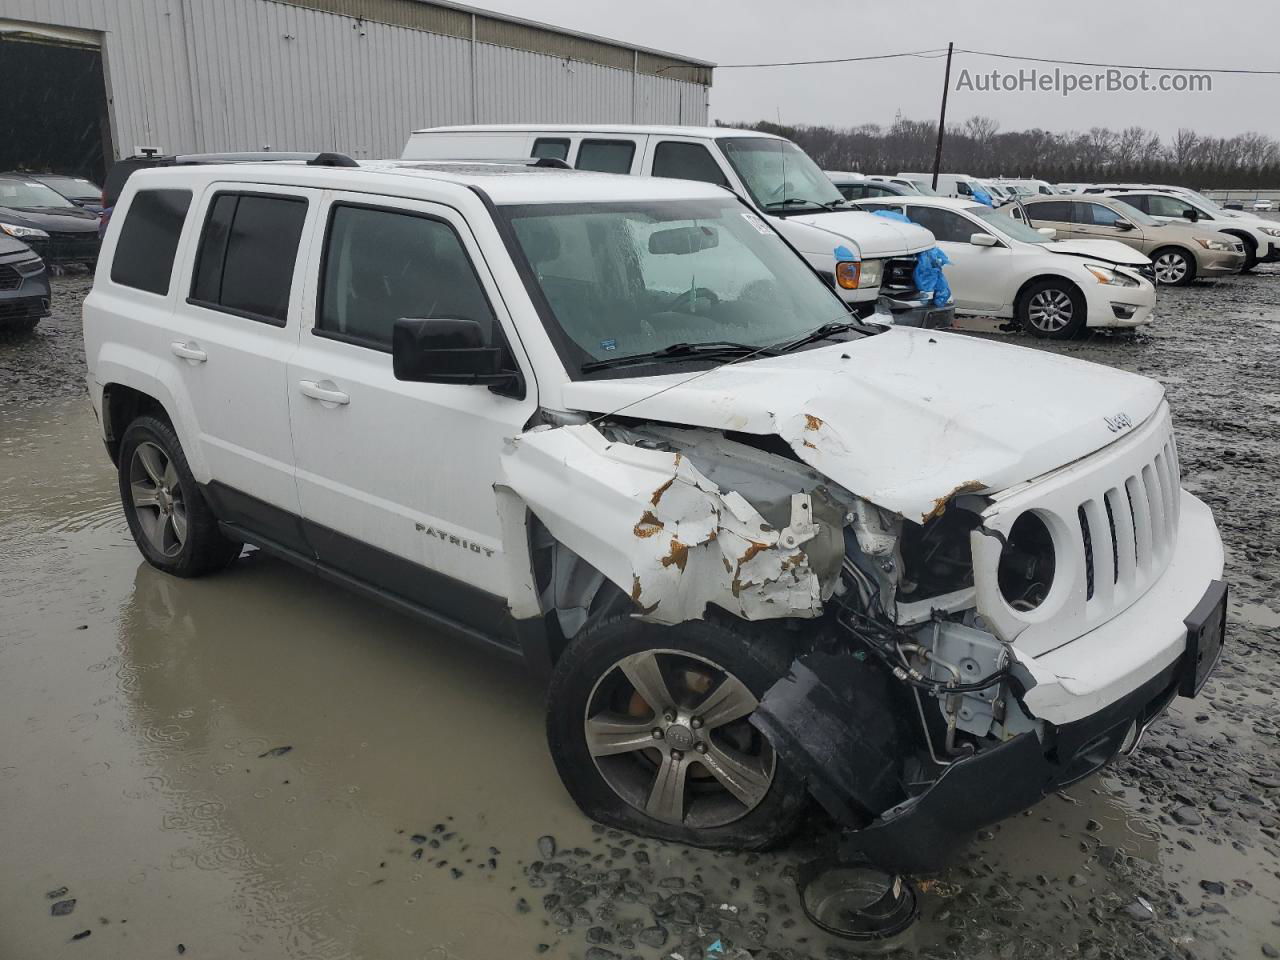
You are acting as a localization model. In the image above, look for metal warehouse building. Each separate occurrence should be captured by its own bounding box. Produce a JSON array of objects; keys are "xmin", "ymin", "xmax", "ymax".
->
[{"xmin": 0, "ymin": 0, "xmax": 713, "ymax": 181}]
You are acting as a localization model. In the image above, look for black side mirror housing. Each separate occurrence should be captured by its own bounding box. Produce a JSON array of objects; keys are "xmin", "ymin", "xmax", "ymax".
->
[
  {"xmin": 1184, "ymin": 208, "xmax": 1199, "ymax": 221},
  {"xmin": 1114, "ymin": 220, "xmax": 1135, "ymax": 231},
  {"xmin": 392, "ymin": 318, "xmax": 522, "ymax": 395}
]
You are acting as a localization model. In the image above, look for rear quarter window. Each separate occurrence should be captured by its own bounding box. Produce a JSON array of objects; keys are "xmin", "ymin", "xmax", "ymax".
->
[{"xmin": 110, "ymin": 189, "xmax": 193, "ymax": 295}]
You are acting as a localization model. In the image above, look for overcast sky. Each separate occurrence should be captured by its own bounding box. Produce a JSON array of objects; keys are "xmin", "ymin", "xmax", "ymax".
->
[{"xmin": 478, "ymin": 0, "xmax": 1280, "ymax": 141}]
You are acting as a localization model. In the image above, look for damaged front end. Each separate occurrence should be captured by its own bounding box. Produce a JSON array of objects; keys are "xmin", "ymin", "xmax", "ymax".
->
[{"xmin": 500, "ymin": 416, "xmax": 1144, "ymax": 874}]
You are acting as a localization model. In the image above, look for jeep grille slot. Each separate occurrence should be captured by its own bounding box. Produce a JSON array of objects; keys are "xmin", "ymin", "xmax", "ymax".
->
[{"xmin": 1077, "ymin": 504, "xmax": 1094, "ymax": 601}]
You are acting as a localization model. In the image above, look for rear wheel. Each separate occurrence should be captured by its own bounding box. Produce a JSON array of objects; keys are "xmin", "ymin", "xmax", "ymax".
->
[
  {"xmin": 1018, "ymin": 279, "xmax": 1087, "ymax": 340},
  {"xmin": 1151, "ymin": 247, "xmax": 1196, "ymax": 286},
  {"xmin": 546, "ymin": 614, "xmax": 809, "ymax": 850},
  {"xmin": 118, "ymin": 415, "xmax": 242, "ymax": 577}
]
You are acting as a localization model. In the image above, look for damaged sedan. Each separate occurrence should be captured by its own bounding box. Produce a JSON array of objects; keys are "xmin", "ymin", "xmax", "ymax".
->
[{"xmin": 84, "ymin": 157, "xmax": 1227, "ymax": 874}]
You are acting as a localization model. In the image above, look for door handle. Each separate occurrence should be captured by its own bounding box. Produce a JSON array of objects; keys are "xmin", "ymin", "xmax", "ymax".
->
[
  {"xmin": 298, "ymin": 379, "xmax": 350, "ymax": 406},
  {"xmin": 170, "ymin": 341, "xmax": 207, "ymax": 363}
]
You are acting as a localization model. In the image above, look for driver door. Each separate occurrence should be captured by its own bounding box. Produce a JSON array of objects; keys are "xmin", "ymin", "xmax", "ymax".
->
[
  {"xmin": 286, "ymin": 191, "xmax": 537, "ymax": 634},
  {"xmin": 1073, "ymin": 201, "xmax": 1148, "ymax": 253},
  {"xmin": 899, "ymin": 204, "xmax": 1010, "ymax": 313}
]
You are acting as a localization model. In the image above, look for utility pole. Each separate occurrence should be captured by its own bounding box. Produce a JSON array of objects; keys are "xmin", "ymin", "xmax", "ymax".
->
[{"xmin": 931, "ymin": 42, "xmax": 954, "ymax": 191}]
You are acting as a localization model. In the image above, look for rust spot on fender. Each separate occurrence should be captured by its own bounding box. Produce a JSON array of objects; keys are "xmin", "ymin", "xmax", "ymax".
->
[
  {"xmin": 650, "ymin": 477, "xmax": 675, "ymax": 506},
  {"xmin": 633, "ymin": 510, "xmax": 664, "ymax": 538},
  {"xmin": 802, "ymin": 440, "xmax": 817, "ymax": 449},
  {"xmin": 660, "ymin": 539, "xmax": 689, "ymax": 572},
  {"xmin": 630, "ymin": 575, "xmax": 643, "ymax": 603},
  {"xmin": 804, "ymin": 414, "xmax": 823, "ymax": 431},
  {"xmin": 923, "ymin": 480, "xmax": 986, "ymax": 523},
  {"xmin": 736, "ymin": 540, "xmax": 771, "ymax": 570}
]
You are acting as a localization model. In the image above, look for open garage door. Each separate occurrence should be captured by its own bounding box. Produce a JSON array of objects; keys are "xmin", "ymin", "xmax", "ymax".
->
[{"xmin": 0, "ymin": 22, "xmax": 111, "ymax": 184}]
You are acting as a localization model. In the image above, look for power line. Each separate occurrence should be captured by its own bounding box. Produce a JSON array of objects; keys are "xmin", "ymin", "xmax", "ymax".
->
[
  {"xmin": 657, "ymin": 48, "xmax": 948, "ymax": 72},
  {"xmin": 957, "ymin": 48, "xmax": 1280, "ymax": 77}
]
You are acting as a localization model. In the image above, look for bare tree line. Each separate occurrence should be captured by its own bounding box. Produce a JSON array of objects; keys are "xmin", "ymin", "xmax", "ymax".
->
[{"xmin": 725, "ymin": 117, "xmax": 1280, "ymax": 188}]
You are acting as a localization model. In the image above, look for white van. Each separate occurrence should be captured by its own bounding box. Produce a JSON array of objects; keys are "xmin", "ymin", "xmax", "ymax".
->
[
  {"xmin": 898, "ymin": 172, "xmax": 988, "ymax": 201},
  {"xmin": 404, "ymin": 125, "xmax": 950, "ymax": 326}
]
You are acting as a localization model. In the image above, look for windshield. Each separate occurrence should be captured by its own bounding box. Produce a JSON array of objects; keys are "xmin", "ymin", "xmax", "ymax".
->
[
  {"xmin": 1108, "ymin": 199, "xmax": 1160, "ymax": 227},
  {"xmin": 1177, "ymin": 188, "xmax": 1225, "ymax": 212},
  {"xmin": 971, "ymin": 205, "xmax": 1050, "ymax": 244},
  {"xmin": 500, "ymin": 198, "xmax": 852, "ymax": 374},
  {"xmin": 718, "ymin": 138, "xmax": 845, "ymax": 211},
  {"xmin": 36, "ymin": 176, "xmax": 100, "ymax": 201},
  {"xmin": 0, "ymin": 178, "xmax": 77, "ymax": 209}
]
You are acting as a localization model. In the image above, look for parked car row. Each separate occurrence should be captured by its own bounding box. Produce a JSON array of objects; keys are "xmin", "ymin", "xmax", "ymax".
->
[{"xmin": 85, "ymin": 142, "xmax": 1226, "ymax": 873}]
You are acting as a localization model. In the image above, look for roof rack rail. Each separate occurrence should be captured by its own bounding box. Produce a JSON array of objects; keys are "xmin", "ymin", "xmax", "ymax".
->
[
  {"xmin": 530, "ymin": 157, "xmax": 571, "ymax": 169},
  {"xmin": 308, "ymin": 152, "xmax": 359, "ymax": 168}
]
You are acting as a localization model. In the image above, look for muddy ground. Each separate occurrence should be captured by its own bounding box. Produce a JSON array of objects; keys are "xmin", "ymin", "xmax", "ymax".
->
[{"xmin": 1, "ymin": 267, "xmax": 1278, "ymax": 960}]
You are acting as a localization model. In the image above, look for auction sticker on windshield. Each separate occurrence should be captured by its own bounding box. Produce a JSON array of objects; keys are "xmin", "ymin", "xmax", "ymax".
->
[{"xmin": 742, "ymin": 212, "xmax": 774, "ymax": 235}]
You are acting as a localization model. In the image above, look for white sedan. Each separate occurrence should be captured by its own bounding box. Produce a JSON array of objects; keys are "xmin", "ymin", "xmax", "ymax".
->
[{"xmin": 851, "ymin": 196, "xmax": 1156, "ymax": 339}]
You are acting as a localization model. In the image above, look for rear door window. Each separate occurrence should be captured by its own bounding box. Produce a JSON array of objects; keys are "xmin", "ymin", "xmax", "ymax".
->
[
  {"xmin": 110, "ymin": 189, "xmax": 192, "ymax": 295},
  {"xmin": 651, "ymin": 141, "xmax": 728, "ymax": 186},
  {"xmin": 316, "ymin": 204, "xmax": 496, "ymax": 351},
  {"xmin": 190, "ymin": 192, "xmax": 308, "ymax": 326},
  {"xmin": 532, "ymin": 138, "xmax": 569, "ymax": 162},
  {"xmin": 575, "ymin": 140, "xmax": 636, "ymax": 174}
]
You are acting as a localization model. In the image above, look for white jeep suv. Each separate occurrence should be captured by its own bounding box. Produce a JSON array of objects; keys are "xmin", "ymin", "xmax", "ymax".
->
[{"xmin": 84, "ymin": 156, "xmax": 1227, "ymax": 873}]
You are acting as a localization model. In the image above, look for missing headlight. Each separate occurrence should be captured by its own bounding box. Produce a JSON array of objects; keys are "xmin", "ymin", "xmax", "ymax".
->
[{"xmin": 997, "ymin": 512, "xmax": 1055, "ymax": 611}]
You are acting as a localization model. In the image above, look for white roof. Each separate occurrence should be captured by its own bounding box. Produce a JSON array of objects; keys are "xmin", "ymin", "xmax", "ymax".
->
[
  {"xmin": 128, "ymin": 159, "xmax": 734, "ymax": 206},
  {"xmin": 410, "ymin": 123, "xmax": 785, "ymax": 140}
]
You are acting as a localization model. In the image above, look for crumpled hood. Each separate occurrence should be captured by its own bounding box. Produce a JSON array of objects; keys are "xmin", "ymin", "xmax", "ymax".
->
[
  {"xmin": 1045, "ymin": 239, "xmax": 1151, "ymax": 266},
  {"xmin": 783, "ymin": 209, "xmax": 937, "ymax": 259},
  {"xmin": 560, "ymin": 328, "xmax": 1166, "ymax": 524}
]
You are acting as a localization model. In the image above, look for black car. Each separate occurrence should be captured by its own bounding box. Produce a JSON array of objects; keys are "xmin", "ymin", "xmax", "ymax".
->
[
  {"xmin": 0, "ymin": 173, "xmax": 101, "ymax": 266},
  {"xmin": 27, "ymin": 173, "xmax": 104, "ymax": 213},
  {"xmin": 0, "ymin": 233, "xmax": 51, "ymax": 334}
]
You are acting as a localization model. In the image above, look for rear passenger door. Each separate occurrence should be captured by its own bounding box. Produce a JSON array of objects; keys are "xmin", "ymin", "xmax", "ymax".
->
[
  {"xmin": 167, "ymin": 184, "xmax": 317, "ymax": 545},
  {"xmin": 286, "ymin": 192, "xmax": 537, "ymax": 635}
]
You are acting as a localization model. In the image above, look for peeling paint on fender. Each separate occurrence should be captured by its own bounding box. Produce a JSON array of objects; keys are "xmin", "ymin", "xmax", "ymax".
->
[{"xmin": 500, "ymin": 424, "xmax": 825, "ymax": 625}]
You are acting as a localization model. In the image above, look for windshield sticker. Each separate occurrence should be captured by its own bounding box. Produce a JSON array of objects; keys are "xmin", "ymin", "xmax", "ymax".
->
[
  {"xmin": 741, "ymin": 213, "xmax": 774, "ymax": 235},
  {"xmin": 600, "ymin": 339, "xmax": 617, "ymax": 352}
]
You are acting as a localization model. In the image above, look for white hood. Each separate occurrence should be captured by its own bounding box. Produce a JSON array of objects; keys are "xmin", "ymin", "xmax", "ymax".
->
[
  {"xmin": 560, "ymin": 328, "xmax": 1166, "ymax": 524},
  {"xmin": 779, "ymin": 209, "xmax": 937, "ymax": 260},
  {"xmin": 1045, "ymin": 239, "xmax": 1151, "ymax": 266}
]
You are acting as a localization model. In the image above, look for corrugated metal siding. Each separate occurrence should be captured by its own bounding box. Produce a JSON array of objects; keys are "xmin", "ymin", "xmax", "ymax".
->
[{"xmin": 0, "ymin": 0, "xmax": 709, "ymax": 159}]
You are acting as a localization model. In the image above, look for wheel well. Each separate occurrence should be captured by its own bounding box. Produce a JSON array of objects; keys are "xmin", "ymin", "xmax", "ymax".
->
[
  {"xmin": 102, "ymin": 384, "xmax": 170, "ymax": 465},
  {"xmin": 1220, "ymin": 229, "xmax": 1256, "ymax": 254},
  {"xmin": 1014, "ymin": 274, "xmax": 1083, "ymax": 314},
  {"xmin": 1150, "ymin": 244, "xmax": 1193, "ymax": 262}
]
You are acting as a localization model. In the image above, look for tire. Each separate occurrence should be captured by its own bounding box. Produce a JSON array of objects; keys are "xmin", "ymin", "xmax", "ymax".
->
[
  {"xmin": 1018, "ymin": 278, "xmax": 1087, "ymax": 340},
  {"xmin": 1231, "ymin": 235, "xmax": 1258, "ymax": 272},
  {"xmin": 1150, "ymin": 247, "xmax": 1197, "ymax": 286},
  {"xmin": 0, "ymin": 316, "xmax": 39, "ymax": 338},
  {"xmin": 546, "ymin": 613, "xmax": 810, "ymax": 850},
  {"xmin": 117, "ymin": 415, "xmax": 242, "ymax": 577}
]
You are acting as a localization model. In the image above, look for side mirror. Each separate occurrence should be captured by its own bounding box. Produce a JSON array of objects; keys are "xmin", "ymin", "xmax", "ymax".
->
[
  {"xmin": 1037, "ymin": 227, "xmax": 1057, "ymax": 239},
  {"xmin": 1113, "ymin": 220, "xmax": 1135, "ymax": 231},
  {"xmin": 392, "ymin": 318, "xmax": 521, "ymax": 393},
  {"xmin": 970, "ymin": 232, "xmax": 999, "ymax": 247},
  {"xmin": 1183, "ymin": 208, "xmax": 1199, "ymax": 221}
]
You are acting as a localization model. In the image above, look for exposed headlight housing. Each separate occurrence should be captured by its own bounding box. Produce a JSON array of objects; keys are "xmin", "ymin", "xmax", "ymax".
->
[
  {"xmin": 997, "ymin": 512, "xmax": 1056, "ymax": 611},
  {"xmin": 860, "ymin": 258, "xmax": 884, "ymax": 287},
  {"xmin": 0, "ymin": 223, "xmax": 49, "ymax": 240},
  {"xmin": 1194, "ymin": 237, "xmax": 1234, "ymax": 251},
  {"xmin": 1084, "ymin": 263, "xmax": 1139, "ymax": 287}
]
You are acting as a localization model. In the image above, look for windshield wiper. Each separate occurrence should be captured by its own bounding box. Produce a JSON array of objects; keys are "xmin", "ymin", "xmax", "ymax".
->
[
  {"xmin": 774, "ymin": 320, "xmax": 861, "ymax": 354},
  {"xmin": 764, "ymin": 197, "xmax": 829, "ymax": 210},
  {"xmin": 581, "ymin": 340, "xmax": 777, "ymax": 373}
]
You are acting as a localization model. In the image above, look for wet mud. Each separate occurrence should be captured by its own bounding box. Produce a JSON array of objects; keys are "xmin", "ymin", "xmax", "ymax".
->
[{"xmin": 1, "ymin": 270, "xmax": 1278, "ymax": 959}]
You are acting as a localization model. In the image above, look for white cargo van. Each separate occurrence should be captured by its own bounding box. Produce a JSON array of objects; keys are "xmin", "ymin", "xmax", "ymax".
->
[
  {"xmin": 404, "ymin": 125, "xmax": 951, "ymax": 326},
  {"xmin": 898, "ymin": 172, "xmax": 989, "ymax": 201}
]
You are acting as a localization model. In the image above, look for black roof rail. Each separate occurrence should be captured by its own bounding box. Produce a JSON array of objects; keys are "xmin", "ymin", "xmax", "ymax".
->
[{"xmin": 308, "ymin": 152, "xmax": 359, "ymax": 167}]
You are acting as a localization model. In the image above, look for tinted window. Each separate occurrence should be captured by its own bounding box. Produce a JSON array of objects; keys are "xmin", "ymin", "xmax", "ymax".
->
[
  {"xmin": 1083, "ymin": 203, "xmax": 1124, "ymax": 227},
  {"xmin": 532, "ymin": 138, "xmax": 569, "ymax": 161},
  {"xmin": 1024, "ymin": 200, "xmax": 1075, "ymax": 223},
  {"xmin": 865, "ymin": 184, "xmax": 897, "ymax": 197},
  {"xmin": 190, "ymin": 193, "xmax": 307, "ymax": 325},
  {"xmin": 576, "ymin": 140, "xmax": 636, "ymax": 174},
  {"xmin": 651, "ymin": 141, "xmax": 728, "ymax": 186},
  {"xmin": 110, "ymin": 189, "xmax": 192, "ymax": 295},
  {"xmin": 318, "ymin": 205, "xmax": 496, "ymax": 351},
  {"xmin": 904, "ymin": 206, "xmax": 982, "ymax": 243}
]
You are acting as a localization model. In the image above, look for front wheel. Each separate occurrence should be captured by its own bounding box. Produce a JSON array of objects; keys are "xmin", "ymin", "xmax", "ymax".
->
[
  {"xmin": 1019, "ymin": 279, "xmax": 1087, "ymax": 339},
  {"xmin": 118, "ymin": 415, "xmax": 242, "ymax": 577},
  {"xmin": 545, "ymin": 614, "xmax": 810, "ymax": 850},
  {"xmin": 1151, "ymin": 247, "xmax": 1196, "ymax": 286}
]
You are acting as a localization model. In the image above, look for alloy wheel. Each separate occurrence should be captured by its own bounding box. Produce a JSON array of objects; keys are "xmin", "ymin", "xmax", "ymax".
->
[
  {"xmin": 584, "ymin": 649, "xmax": 775, "ymax": 828},
  {"xmin": 1027, "ymin": 288, "xmax": 1075, "ymax": 333},
  {"xmin": 128, "ymin": 441, "xmax": 187, "ymax": 558},
  {"xmin": 1153, "ymin": 252, "xmax": 1189, "ymax": 284}
]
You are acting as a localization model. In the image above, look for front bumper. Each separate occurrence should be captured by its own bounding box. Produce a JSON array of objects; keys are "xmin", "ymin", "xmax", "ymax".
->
[
  {"xmin": 871, "ymin": 294, "xmax": 955, "ymax": 329},
  {"xmin": 1081, "ymin": 274, "xmax": 1155, "ymax": 328},
  {"xmin": 1198, "ymin": 249, "xmax": 1247, "ymax": 275},
  {"xmin": 1258, "ymin": 240, "xmax": 1280, "ymax": 263},
  {"xmin": 0, "ymin": 254, "xmax": 51, "ymax": 324}
]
